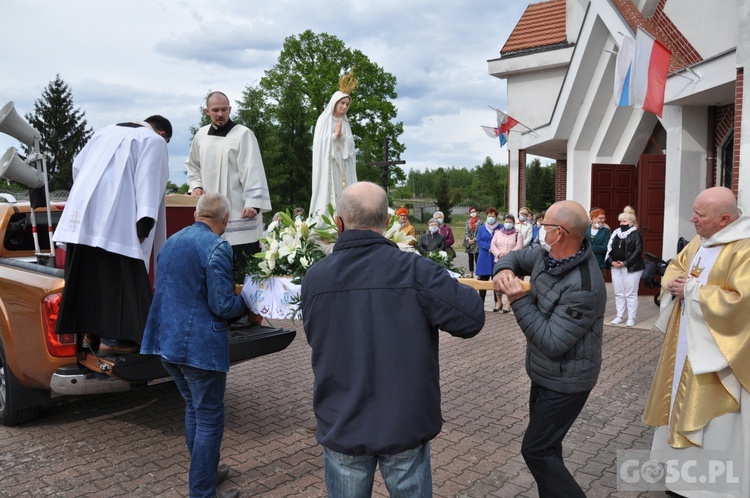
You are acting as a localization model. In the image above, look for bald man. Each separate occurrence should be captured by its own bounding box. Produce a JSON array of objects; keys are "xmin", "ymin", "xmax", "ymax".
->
[
  {"xmin": 643, "ymin": 186, "xmax": 750, "ymax": 496},
  {"xmin": 301, "ymin": 181, "xmax": 485, "ymax": 497},
  {"xmin": 493, "ymin": 199, "xmax": 606, "ymax": 497}
]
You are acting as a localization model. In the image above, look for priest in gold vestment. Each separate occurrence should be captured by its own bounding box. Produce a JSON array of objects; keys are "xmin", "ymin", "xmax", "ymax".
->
[{"xmin": 643, "ymin": 187, "xmax": 750, "ymax": 497}]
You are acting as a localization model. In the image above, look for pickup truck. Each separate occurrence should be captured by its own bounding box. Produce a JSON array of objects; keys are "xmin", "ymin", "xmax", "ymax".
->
[{"xmin": 0, "ymin": 195, "xmax": 296, "ymax": 426}]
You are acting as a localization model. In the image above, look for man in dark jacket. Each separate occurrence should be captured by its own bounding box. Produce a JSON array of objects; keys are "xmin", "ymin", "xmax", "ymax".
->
[
  {"xmin": 493, "ymin": 200, "xmax": 606, "ymax": 498},
  {"xmin": 301, "ymin": 181, "xmax": 485, "ymax": 497}
]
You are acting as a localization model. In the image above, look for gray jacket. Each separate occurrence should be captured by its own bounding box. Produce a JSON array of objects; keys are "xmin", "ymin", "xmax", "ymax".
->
[{"xmin": 493, "ymin": 239, "xmax": 605, "ymax": 393}]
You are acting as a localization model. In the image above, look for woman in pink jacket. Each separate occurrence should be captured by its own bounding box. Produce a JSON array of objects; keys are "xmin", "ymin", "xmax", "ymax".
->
[{"xmin": 489, "ymin": 214, "xmax": 523, "ymax": 312}]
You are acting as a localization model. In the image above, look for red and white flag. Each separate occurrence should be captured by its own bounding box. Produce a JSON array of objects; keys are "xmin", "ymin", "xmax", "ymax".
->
[{"xmin": 481, "ymin": 110, "xmax": 519, "ymax": 146}]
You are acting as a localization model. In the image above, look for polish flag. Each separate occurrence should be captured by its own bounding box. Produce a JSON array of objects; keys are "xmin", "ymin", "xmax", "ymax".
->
[
  {"xmin": 614, "ymin": 28, "xmax": 671, "ymax": 117},
  {"xmin": 633, "ymin": 28, "xmax": 671, "ymax": 116}
]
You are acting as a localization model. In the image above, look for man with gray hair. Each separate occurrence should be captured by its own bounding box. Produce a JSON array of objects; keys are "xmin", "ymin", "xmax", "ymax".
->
[
  {"xmin": 141, "ymin": 192, "xmax": 245, "ymax": 498},
  {"xmin": 494, "ymin": 199, "xmax": 606, "ymax": 497},
  {"xmin": 302, "ymin": 181, "xmax": 485, "ymax": 497}
]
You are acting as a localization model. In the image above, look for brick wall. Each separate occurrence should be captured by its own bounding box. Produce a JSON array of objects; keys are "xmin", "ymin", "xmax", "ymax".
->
[
  {"xmin": 555, "ymin": 159, "xmax": 567, "ymax": 201},
  {"xmin": 734, "ymin": 68, "xmax": 743, "ymax": 197},
  {"xmin": 518, "ymin": 149, "xmax": 527, "ymax": 209}
]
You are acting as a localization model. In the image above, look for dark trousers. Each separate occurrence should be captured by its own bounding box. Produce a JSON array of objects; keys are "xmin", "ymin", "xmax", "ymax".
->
[
  {"xmin": 467, "ymin": 252, "xmax": 478, "ymax": 273},
  {"xmin": 232, "ymin": 241, "xmax": 260, "ymax": 276},
  {"xmin": 477, "ymin": 275, "xmax": 497, "ymax": 303},
  {"xmin": 522, "ymin": 382, "xmax": 590, "ymax": 498}
]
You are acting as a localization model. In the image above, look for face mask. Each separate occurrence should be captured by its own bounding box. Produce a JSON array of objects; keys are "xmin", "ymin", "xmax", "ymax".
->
[
  {"xmin": 593, "ymin": 223, "xmax": 601, "ymax": 229},
  {"xmin": 539, "ymin": 225, "xmax": 559, "ymax": 252},
  {"xmin": 519, "ymin": 215, "xmax": 527, "ymax": 222},
  {"xmin": 486, "ymin": 216, "xmax": 496, "ymax": 225},
  {"xmin": 620, "ymin": 224, "xmax": 630, "ymax": 231},
  {"xmin": 470, "ymin": 212, "xmax": 477, "ymax": 218},
  {"xmin": 504, "ymin": 222, "xmax": 514, "ymax": 230},
  {"xmin": 428, "ymin": 226, "xmax": 438, "ymax": 233},
  {"xmin": 436, "ymin": 218, "xmax": 444, "ymax": 225}
]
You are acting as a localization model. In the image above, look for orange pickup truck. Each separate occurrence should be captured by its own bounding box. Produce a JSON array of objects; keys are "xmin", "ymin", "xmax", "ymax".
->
[{"xmin": 0, "ymin": 196, "xmax": 295, "ymax": 426}]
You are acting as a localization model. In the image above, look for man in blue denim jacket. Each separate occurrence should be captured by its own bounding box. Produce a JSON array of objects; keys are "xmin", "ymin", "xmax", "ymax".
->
[{"xmin": 141, "ymin": 192, "xmax": 245, "ymax": 498}]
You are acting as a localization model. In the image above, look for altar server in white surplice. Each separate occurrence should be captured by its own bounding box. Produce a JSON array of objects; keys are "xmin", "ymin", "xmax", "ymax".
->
[
  {"xmin": 53, "ymin": 116, "xmax": 171, "ymax": 354},
  {"xmin": 309, "ymin": 71, "xmax": 358, "ymax": 219},
  {"xmin": 644, "ymin": 186, "xmax": 750, "ymax": 497},
  {"xmin": 186, "ymin": 91, "xmax": 272, "ymax": 270}
]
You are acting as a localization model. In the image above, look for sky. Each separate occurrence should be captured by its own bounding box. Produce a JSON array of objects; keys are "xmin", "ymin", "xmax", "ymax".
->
[{"xmin": 0, "ymin": 1, "xmax": 530, "ymax": 186}]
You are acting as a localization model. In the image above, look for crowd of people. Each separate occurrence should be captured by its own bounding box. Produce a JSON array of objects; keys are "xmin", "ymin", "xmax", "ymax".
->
[{"xmin": 51, "ymin": 80, "xmax": 750, "ymax": 496}]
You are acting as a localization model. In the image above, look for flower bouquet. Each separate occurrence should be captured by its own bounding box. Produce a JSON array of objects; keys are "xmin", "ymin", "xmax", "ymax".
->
[
  {"xmin": 384, "ymin": 213, "xmax": 416, "ymax": 252},
  {"xmin": 423, "ymin": 249, "xmax": 465, "ymax": 278},
  {"xmin": 239, "ymin": 205, "xmax": 338, "ymax": 319}
]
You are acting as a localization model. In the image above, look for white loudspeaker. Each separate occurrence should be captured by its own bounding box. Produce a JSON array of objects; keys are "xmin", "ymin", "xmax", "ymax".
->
[
  {"xmin": 0, "ymin": 101, "xmax": 40, "ymax": 147},
  {"xmin": 0, "ymin": 147, "xmax": 43, "ymax": 188}
]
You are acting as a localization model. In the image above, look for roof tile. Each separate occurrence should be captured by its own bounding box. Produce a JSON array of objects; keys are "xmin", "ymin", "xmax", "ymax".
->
[{"xmin": 501, "ymin": 0, "xmax": 567, "ymax": 55}]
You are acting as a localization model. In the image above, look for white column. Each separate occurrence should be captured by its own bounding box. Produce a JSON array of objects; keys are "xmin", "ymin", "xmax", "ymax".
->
[{"xmin": 662, "ymin": 105, "xmax": 708, "ymax": 257}]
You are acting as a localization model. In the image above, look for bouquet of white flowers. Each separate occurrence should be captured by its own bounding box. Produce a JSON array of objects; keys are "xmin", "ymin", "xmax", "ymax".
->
[
  {"xmin": 244, "ymin": 205, "xmax": 338, "ymax": 284},
  {"xmin": 423, "ymin": 249, "xmax": 465, "ymax": 277}
]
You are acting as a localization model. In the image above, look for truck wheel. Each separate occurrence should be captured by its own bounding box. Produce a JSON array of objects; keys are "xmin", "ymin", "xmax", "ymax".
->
[{"xmin": 0, "ymin": 342, "xmax": 40, "ymax": 426}]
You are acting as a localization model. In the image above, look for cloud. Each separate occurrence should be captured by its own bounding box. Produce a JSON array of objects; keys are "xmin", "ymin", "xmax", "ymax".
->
[{"xmin": 1, "ymin": 0, "xmax": 531, "ymax": 184}]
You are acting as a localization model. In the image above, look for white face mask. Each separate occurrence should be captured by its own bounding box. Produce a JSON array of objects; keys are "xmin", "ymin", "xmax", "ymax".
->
[
  {"xmin": 470, "ymin": 212, "xmax": 477, "ymax": 218},
  {"xmin": 435, "ymin": 218, "xmax": 443, "ymax": 225},
  {"xmin": 539, "ymin": 225, "xmax": 559, "ymax": 252},
  {"xmin": 593, "ymin": 223, "xmax": 600, "ymax": 229},
  {"xmin": 428, "ymin": 226, "xmax": 439, "ymax": 233},
  {"xmin": 504, "ymin": 222, "xmax": 514, "ymax": 230}
]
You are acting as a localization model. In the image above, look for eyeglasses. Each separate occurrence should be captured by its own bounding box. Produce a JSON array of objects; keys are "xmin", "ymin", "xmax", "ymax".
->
[{"xmin": 540, "ymin": 223, "xmax": 569, "ymax": 234}]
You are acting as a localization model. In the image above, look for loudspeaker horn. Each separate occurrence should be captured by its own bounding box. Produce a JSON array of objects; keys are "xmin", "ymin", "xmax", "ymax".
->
[
  {"xmin": 0, "ymin": 147, "xmax": 43, "ymax": 188},
  {"xmin": 0, "ymin": 101, "xmax": 40, "ymax": 147}
]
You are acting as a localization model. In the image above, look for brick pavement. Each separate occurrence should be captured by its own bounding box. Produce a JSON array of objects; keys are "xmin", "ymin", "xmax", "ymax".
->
[{"xmin": 0, "ymin": 306, "xmax": 670, "ymax": 497}]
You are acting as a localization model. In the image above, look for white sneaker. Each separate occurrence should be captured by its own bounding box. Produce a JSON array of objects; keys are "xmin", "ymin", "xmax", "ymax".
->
[
  {"xmin": 610, "ymin": 317, "xmax": 623, "ymax": 325},
  {"xmin": 626, "ymin": 319, "xmax": 635, "ymax": 327}
]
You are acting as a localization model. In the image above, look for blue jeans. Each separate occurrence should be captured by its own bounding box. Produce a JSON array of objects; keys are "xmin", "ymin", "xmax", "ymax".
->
[
  {"xmin": 522, "ymin": 382, "xmax": 590, "ymax": 498},
  {"xmin": 162, "ymin": 360, "xmax": 226, "ymax": 498},
  {"xmin": 323, "ymin": 442, "xmax": 432, "ymax": 498}
]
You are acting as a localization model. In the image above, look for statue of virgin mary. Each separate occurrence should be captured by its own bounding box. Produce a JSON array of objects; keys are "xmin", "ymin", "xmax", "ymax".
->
[{"xmin": 309, "ymin": 71, "xmax": 358, "ymax": 218}]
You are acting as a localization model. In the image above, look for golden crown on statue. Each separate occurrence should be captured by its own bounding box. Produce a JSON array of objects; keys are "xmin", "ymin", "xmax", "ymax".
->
[{"xmin": 339, "ymin": 69, "xmax": 358, "ymax": 94}]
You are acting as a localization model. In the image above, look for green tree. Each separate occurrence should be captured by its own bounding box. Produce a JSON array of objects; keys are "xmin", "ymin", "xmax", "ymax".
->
[
  {"xmin": 473, "ymin": 156, "xmax": 507, "ymax": 211},
  {"xmin": 257, "ymin": 30, "xmax": 404, "ymax": 189},
  {"xmin": 23, "ymin": 74, "xmax": 93, "ymax": 191},
  {"xmin": 434, "ymin": 169, "xmax": 453, "ymax": 223},
  {"xmin": 525, "ymin": 158, "xmax": 555, "ymax": 212}
]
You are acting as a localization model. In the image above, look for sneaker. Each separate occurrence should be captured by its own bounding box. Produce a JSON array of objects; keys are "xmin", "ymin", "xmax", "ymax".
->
[
  {"xmin": 610, "ymin": 317, "xmax": 623, "ymax": 325},
  {"xmin": 626, "ymin": 319, "xmax": 636, "ymax": 327}
]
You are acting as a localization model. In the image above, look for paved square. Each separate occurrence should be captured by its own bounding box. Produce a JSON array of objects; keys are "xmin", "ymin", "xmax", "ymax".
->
[{"xmin": 1, "ymin": 301, "xmax": 668, "ymax": 497}]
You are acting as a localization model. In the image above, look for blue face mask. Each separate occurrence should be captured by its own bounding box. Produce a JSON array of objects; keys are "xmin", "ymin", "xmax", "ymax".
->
[
  {"xmin": 486, "ymin": 216, "xmax": 496, "ymax": 225},
  {"xmin": 428, "ymin": 226, "xmax": 439, "ymax": 233},
  {"xmin": 504, "ymin": 222, "xmax": 514, "ymax": 230}
]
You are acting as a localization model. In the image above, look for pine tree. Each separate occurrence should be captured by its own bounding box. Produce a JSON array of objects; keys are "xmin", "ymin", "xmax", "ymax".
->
[
  {"xmin": 24, "ymin": 74, "xmax": 93, "ymax": 191},
  {"xmin": 435, "ymin": 169, "xmax": 453, "ymax": 223}
]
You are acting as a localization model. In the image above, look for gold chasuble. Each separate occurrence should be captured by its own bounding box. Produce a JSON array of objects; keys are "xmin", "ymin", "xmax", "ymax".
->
[{"xmin": 643, "ymin": 217, "xmax": 750, "ymax": 449}]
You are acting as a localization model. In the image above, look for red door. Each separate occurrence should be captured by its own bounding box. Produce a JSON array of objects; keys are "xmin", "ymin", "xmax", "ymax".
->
[
  {"xmin": 590, "ymin": 163, "xmax": 637, "ymax": 230},
  {"xmin": 636, "ymin": 155, "xmax": 665, "ymax": 259}
]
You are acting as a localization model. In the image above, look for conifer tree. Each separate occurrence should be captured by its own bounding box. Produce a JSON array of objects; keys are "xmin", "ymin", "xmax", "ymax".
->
[{"xmin": 24, "ymin": 74, "xmax": 93, "ymax": 191}]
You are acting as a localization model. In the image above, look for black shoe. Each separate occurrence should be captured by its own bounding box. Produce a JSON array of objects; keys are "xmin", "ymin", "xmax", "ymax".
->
[
  {"xmin": 218, "ymin": 464, "xmax": 229, "ymax": 484},
  {"xmin": 666, "ymin": 491, "xmax": 686, "ymax": 498},
  {"xmin": 216, "ymin": 489, "xmax": 239, "ymax": 498},
  {"xmin": 492, "ymin": 307, "xmax": 500, "ymax": 313}
]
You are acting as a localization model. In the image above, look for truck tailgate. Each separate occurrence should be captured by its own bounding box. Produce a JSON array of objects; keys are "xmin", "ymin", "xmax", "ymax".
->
[{"xmin": 77, "ymin": 324, "xmax": 296, "ymax": 383}]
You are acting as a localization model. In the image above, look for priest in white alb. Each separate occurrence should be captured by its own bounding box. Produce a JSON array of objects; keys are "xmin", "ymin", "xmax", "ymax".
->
[
  {"xmin": 309, "ymin": 71, "xmax": 358, "ymax": 219},
  {"xmin": 53, "ymin": 116, "xmax": 171, "ymax": 354},
  {"xmin": 643, "ymin": 186, "xmax": 750, "ymax": 497},
  {"xmin": 186, "ymin": 91, "xmax": 272, "ymax": 270}
]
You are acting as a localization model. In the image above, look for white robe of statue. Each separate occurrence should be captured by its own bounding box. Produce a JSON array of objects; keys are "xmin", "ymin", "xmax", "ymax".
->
[{"xmin": 309, "ymin": 91, "xmax": 356, "ymax": 219}]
